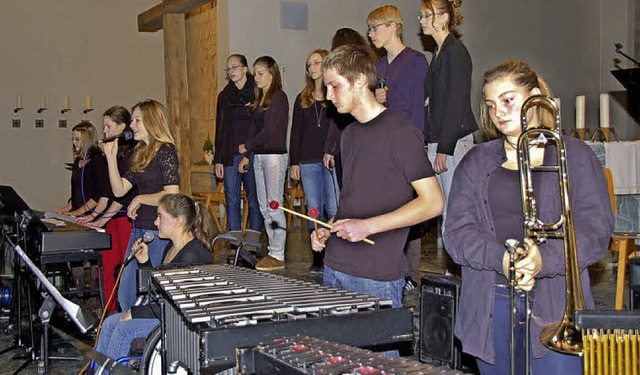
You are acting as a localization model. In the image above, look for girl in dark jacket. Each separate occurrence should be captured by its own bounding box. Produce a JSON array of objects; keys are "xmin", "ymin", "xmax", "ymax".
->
[{"xmin": 214, "ymin": 54, "xmax": 263, "ymax": 239}]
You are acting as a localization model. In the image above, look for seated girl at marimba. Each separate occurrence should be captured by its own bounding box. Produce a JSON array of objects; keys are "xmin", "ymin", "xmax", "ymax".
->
[{"xmin": 95, "ymin": 193, "xmax": 214, "ymax": 362}]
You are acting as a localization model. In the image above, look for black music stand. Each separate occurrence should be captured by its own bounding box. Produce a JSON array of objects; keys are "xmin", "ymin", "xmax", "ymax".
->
[
  {"xmin": 0, "ymin": 186, "xmax": 46, "ymax": 374},
  {"xmin": 611, "ymin": 68, "xmax": 640, "ymax": 122},
  {"xmin": 0, "ymin": 186, "xmax": 95, "ymax": 374},
  {"xmin": 7, "ymin": 235, "xmax": 96, "ymax": 374}
]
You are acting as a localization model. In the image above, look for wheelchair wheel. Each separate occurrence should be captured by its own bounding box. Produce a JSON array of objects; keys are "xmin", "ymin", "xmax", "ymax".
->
[{"xmin": 140, "ymin": 325, "xmax": 193, "ymax": 374}]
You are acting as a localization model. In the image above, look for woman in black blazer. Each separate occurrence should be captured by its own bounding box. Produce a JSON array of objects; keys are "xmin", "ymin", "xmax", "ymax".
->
[{"xmin": 421, "ymin": 0, "xmax": 477, "ymax": 225}]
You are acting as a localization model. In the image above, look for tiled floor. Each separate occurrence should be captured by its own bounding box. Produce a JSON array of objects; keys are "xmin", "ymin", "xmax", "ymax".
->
[{"xmin": 0, "ymin": 218, "xmax": 623, "ymax": 374}]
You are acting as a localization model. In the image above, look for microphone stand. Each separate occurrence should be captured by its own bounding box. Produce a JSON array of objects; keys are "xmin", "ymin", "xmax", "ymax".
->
[{"xmin": 615, "ymin": 48, "xmax": 640, "ymax": 67}]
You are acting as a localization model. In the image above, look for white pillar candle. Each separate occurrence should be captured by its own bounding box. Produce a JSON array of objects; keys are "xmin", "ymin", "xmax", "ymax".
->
[
  {"xmin": 575, "ymin": 95, "xmax": 585, "ymax": 129},
  {"xmin": 40, "ymin": 95, "xmax": 46, "ymax": 108},
  {"xmin": 63, "ymin": 96, "xmax": 70, "ymax": 109},
  {"xmin": 600, "ymin": 93, "xmax": 610, "ymax": 127},
  {"xmin": 85, "ymin": 95, "xmax": 92, "ymax": 109},
  {"xmin": 16, "ymin": 93, "xmax": 22, "ymax": 108}
]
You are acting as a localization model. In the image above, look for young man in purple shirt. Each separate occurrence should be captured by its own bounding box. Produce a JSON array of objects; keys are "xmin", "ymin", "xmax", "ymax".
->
[
  {"xmin": 368, "ymin": 5, "xmax": 429, "ymax": 290},
  {"xmin": 311, "ymin": 44, "xmax": 443, "ymax": 308}
]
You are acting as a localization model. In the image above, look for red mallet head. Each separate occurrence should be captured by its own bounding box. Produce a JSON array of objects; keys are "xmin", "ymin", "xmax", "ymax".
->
[
  {"xmin": 308, "ymin": 207, "xmax": 320, "ymax": 218},
  {"xmin": 269, "ymin": 200, "xmax": 279, "ymax": 210}
]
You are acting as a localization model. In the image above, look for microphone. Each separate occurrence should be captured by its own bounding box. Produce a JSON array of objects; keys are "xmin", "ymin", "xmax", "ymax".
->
[
  {"xmin": 377, "ymin": 77, "xmax": 386, "ymax": 89},
  {"xmin": 95, "ymin": 130, "xmax": 134, "ymax": 144},
  {"xmin": 123, "ymin": 231, "xmax": 155, "ymax": 266},
  {"xmin": 614, "ymin": 43, "xmax": 640, "ymax": 67}
]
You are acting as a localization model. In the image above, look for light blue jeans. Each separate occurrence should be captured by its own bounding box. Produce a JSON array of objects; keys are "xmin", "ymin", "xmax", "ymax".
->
[
  {"xmin": 253, "ymin": 153, "xmax": 288, "ymax": 261},
  {"xmin": 299, "ymin": 162, "xmax": 339, "ymax": 232},
  {"xmin": 427, "ymin": 134, "xmax": 474, "ymax": 229},
  {"xmin": 223, "ymin": 154, "xmax": 263, "ymax": 231},
  {"xmin": 118, "ymin": 228, "xmax": 167, "ymax": 311},
  {"xmin": 323, "ymin": 265, "xmax": 404, "ymax": 308},
  {"xmin": 95, "ymin": 312, "xmax": 159, "ymax": 361}
]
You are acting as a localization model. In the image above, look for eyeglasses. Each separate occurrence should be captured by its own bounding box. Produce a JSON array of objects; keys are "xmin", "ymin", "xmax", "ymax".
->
[
  {"xmin": 225, "ymin": 65, "xmax": 244, "ymax": 72},
  {"xmin": 367, "ymin": 22, "xmax": 388, "ymax": 34},
  {"xmin": 418, "ymin": 12, "xmax": 444, "ymax": 21}
]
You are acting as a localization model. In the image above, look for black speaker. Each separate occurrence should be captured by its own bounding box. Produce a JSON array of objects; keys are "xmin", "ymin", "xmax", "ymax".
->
[
  {"xmin": 630, "ymin": 258, "xmax": 640, "ymax": 310},
  {"xmin": 419, "ymin": 274, "xmax": 461, "ymax": 368}
]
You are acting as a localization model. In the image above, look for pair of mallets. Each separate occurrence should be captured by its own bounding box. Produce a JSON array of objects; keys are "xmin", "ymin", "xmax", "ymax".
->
[{"xmin": 269, "ymin": 200, "xmax": 375, "ymax": 245}]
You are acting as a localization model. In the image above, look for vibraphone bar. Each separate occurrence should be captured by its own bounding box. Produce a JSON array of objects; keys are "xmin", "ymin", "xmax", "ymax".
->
[
  {"xmin": 152, "ymin": 265, "xmax": 413, "ymax": 374},
  {"xmin": 237, "ymin": 335, "xmax": 472, "ymax": 375},
  {"xmin": 576, "ymin": 310, "xmax": 640, "ymax": 375}
]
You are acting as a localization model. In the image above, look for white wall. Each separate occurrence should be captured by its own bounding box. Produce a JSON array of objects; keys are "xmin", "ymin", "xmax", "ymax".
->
[
  {"xmin": 0, "ymin": 0, "xmax": 637, "ymax": 211},
  {"xmin": 460, "ymin": 0, "xmax": 637, "ymax": 140},
  {"xmin": 0, "ymin": 0, "xmax": 165, "ymax": 210},
  {"xmin": 223, "ymin": 0, "xmax": 426, "ymax": 97}
]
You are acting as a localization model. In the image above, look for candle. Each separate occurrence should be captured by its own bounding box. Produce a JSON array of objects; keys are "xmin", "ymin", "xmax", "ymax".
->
[
  {"xmin": 575, "ymin": 95, "xmax": 585, "ymax": 129},
  {"xmin": 85, "ymin": 95, "xmax": 92, "ymax": 110},
  {"xmin": 40, "ymin": 95, "xmax": 46, "ymax": 109},
  {"xmin": 16, "ymin": 93, "xmax": 22, "ymax": 108},
  {"xmin": 64, "ymin": 96, "xmax": 70, "ymax": 109},
  {"xmin": 600, "ymin": 93, "xmax": 610, "ymax": 127}
]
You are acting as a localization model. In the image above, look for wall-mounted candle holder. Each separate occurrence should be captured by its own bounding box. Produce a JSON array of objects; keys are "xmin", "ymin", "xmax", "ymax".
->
[
  {"xmin": 83, "ymin": 108, "xmax": 93, "ymax": 114},
  {"xmin": 14, "ymin": 93, "xmax": 23, "ymax": 113},
  {"xmin": 61, "ymin": 96, "xmax": 71, "ymax": 114},
  {"xmin": 38, "ymin": 95, "xmax": 47, "ymax": 113}
]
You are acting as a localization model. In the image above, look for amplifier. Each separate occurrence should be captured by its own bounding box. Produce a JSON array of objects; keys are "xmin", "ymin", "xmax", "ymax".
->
[
  {"xmin": 630, "ymin": 258, "xmax": 640, "ymax": 310},
  {"xmin": 420, "ymin": 274, "xmax": 461, "ymax": 369}
]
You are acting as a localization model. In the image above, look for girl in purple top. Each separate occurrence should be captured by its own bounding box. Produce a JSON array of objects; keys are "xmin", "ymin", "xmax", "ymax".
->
[
  {"xmin": 290, "ymin": 49, "xmax": 340, "ymax": 273},
  {"xmin": 444, "ymin": 61, "xmax": 614, "ymax": 374},
  {"xmin": 239, "ymin": 56, "xmax": 289, "ymax": 271},
  {"xmin": 103, "ymin": 99, "xmax": 180, "ymax": 311}
]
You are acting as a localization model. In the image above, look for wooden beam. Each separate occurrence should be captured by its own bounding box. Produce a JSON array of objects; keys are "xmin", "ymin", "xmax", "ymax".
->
[
  {"xmin": 163, "ymin": 14, "xmax": 192, "ymax": 194},
  {"xmin": 138, "ymin": 0, "xmax": 213, "ymax": 32}
]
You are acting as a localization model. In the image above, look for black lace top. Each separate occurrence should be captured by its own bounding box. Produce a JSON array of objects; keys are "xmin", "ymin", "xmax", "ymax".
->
[{"xmin": 124, "ymin": 143, "xmax": 179, "ymax": 229}]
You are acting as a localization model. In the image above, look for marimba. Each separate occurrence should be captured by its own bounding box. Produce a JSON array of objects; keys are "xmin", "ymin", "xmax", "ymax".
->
[{"xmin": 149, "ymin": 265, "xmax": 413, "ymax": 374}]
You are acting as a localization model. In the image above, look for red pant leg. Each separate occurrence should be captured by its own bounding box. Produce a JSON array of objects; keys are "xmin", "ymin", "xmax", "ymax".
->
[{"xmin": 102, "ymin": 217, "xmax": 132, "ymax": 313}]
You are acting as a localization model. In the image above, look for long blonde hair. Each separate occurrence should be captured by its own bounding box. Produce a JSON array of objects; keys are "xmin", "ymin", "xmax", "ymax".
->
[
  {"xmin": 72, "ymin": 121, "xmax": 98, "ymax": 160},
  {"xmin": 129, "ymin": 99, "xmax": 176, "ymax": 173},
  {"xmin": 300, "ymin": 49, "xmax": 329, "ymax": 109},
  {"xmin": 480, "ymin": 60, "xmax": 553, "ymax": 139}
]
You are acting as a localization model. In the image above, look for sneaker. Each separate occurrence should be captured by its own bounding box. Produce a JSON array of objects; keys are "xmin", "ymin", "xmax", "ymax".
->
[
  {"xmin": 308, "ymin": 263, "xmax": 324, "ymax": 274},
  {"xmin": 404, "ymin": 276, "xmax": 418, "ymax": 292},
  {"xmin": 255, "ymin": 255, "xmax": 285, "ymax": 271}
]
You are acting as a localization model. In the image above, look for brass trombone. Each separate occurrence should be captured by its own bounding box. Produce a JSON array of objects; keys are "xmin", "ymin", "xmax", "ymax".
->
[{"xmin": 507, "ymin": 95, "xmax": 585, "ymax": 373}]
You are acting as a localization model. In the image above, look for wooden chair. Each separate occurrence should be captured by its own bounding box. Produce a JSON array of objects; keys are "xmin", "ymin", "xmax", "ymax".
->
[
  {"xmin": 285, "ymin": 179, "xmax": 306, "ymax": 229},
  {"xmin": 240, "ymin": 188, "xmax": 249, "ymax": 234},
  {"xmin": 603, "ymin": 167, "xmax": 638, "ymax": 309},
  {"xmin": 193, "ymin": 181, "xmax": 227, "ymax": 233}
]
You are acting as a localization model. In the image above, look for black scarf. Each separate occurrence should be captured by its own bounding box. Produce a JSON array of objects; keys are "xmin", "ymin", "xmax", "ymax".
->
[{"xmin": 226, "ymin": 75, "xmax": 256, "ymax": 107}]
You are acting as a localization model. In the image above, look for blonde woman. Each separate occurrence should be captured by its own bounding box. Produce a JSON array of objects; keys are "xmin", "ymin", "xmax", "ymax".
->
[
  {"xmin": 53, "ymin": 121, "xmax": 110, "ymax": 218},
  {"xmin": 290, "ymin": 49, "xmax": 338, "ymax": 273},
  {"xmin": 103, "ymin": 99, "xmax": 179, "ymax": 311}
]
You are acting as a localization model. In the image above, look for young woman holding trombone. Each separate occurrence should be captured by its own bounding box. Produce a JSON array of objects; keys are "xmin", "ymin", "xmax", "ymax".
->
[{"xmin": 443, "ymin": 60, "xmax": 614, "ymax": 374}]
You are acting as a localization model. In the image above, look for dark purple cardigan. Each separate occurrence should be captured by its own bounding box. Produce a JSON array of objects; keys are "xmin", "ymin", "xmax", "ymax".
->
[{"xmin": 443, "ymin": 136, "xmax": 614, "ymax": 363}]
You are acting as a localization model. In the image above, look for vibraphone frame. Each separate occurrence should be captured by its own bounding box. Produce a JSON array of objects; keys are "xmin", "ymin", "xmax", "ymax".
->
[{"xmin": 150, "ymin": 265, "xmax": 413, "ymax": 374}]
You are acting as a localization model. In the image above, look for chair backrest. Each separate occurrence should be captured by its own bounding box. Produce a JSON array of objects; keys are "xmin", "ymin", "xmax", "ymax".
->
[{"xmin": 603, "ymin": 167, "xmax": 616, "ymax": 215}]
